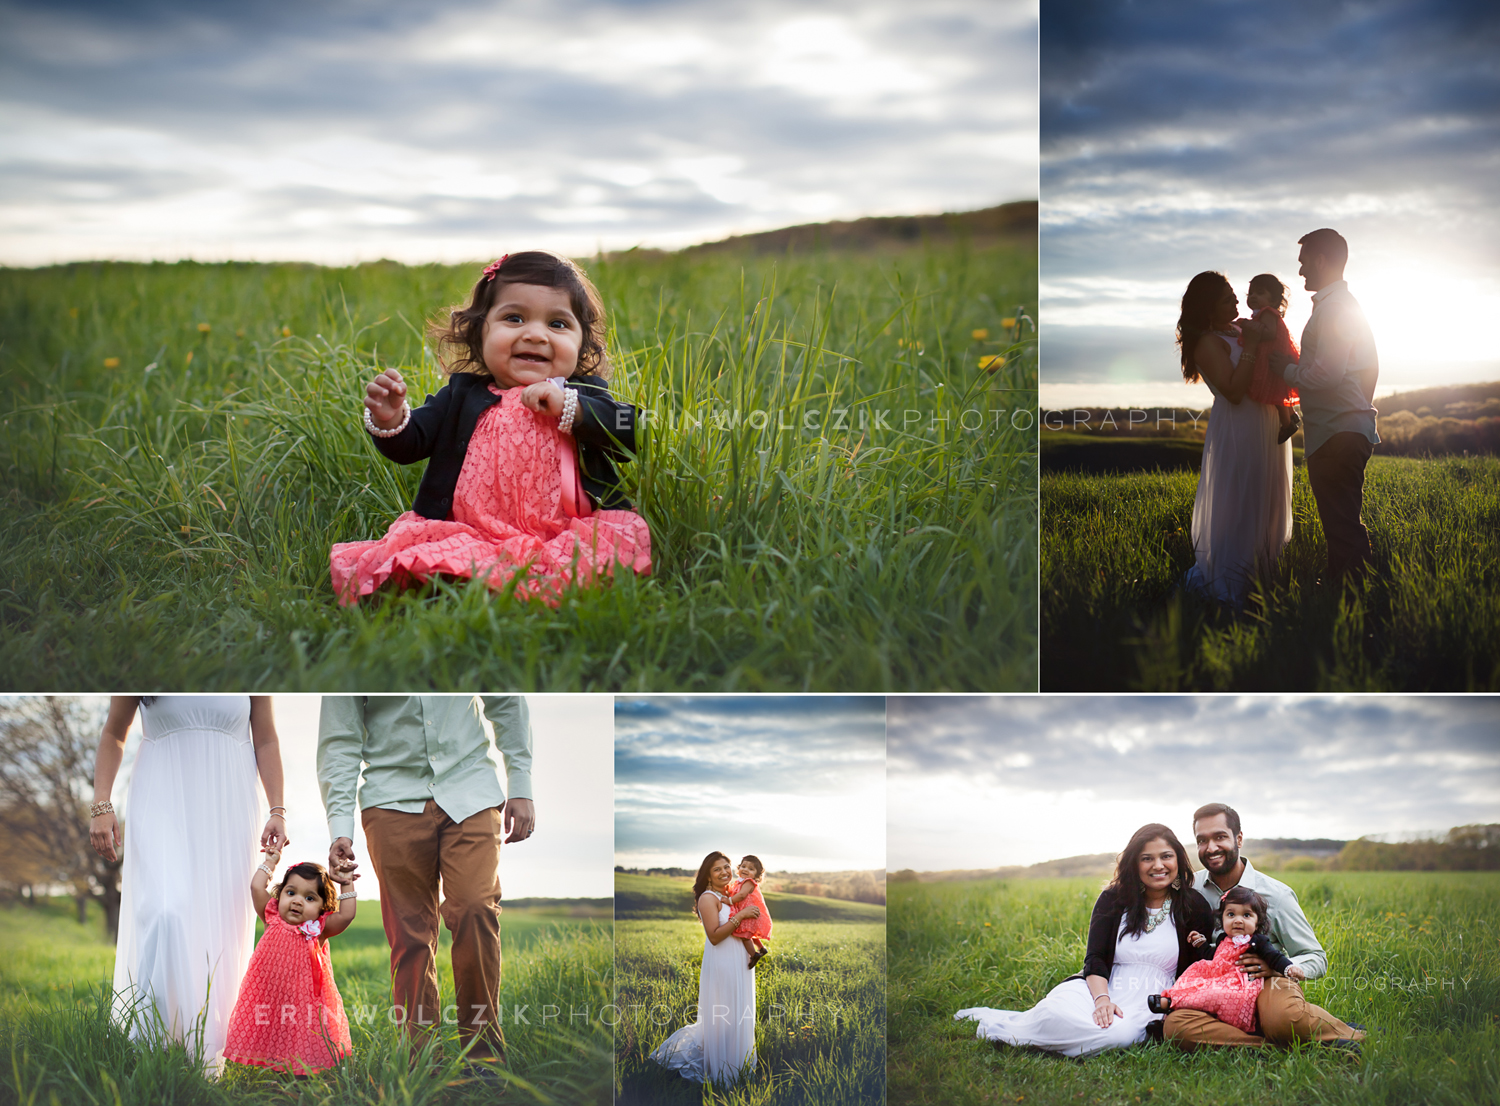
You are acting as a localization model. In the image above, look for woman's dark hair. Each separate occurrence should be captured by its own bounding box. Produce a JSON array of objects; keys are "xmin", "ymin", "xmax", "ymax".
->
[
  {"xmin": 1219, "ymin": 886, "xmax": 1272, "ymax": 935},
  {"xmin": 1249, "ymin": 273, "xmax": 1289, "ymax": 317},
  {"xmin": 692, "ymin": 852, "xmax": 730, "ymax": 903},
  {"xmin": 429, "ymin": 250, "xmax": 610, "ymax": 380},
  {"xmin": 1109, "ymin": 823, "xmax": 1196, "ymax": 938},
  {"xmin": 1176, "ymin": 271, "xmax": 1233, "ymax": 384},
  {"xmin": 270, "ymin": 861, "xmax": 340, "ymax": 917},
  {"xmin": 739, "ymin": 855, "xmax": 765, "ymax": 879}
]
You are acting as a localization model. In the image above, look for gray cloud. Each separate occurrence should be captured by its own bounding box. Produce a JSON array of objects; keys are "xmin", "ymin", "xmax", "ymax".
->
[
  {"xmin": 888, "ymin": 695, "xmax": 1500, "ymax": 838},
  {"xmin": 0, "ymin": 0, "xmax": 1037, "ymax": 264}
]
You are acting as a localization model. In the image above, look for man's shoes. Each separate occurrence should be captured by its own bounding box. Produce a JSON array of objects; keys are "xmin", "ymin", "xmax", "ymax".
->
[
  {"xmin": 1145, "ymin": 1019, "xmax": 1165, "ymax": 1043},
  {"xmin": 461, "ymin": 1062, "xmax": 508, "ymax": 1091},
  {"xmin": 1277, "ymin": 410, "xmax": 1301, "ymax": 445},
  {"xmin": 1326, "ymin": 1038, "xmax": 1362, "ymax": 1059}
]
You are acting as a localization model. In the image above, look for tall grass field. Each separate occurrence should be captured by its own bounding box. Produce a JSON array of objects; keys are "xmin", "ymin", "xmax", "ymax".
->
[
  {"xmin": 889, "ymin": 873, "xmax": 1500, "ymax": 1106},
  {"xmin": 0, "ymin": 897, "xmax": 612, "ymax": 1105},
  {"xmin": 0, "ymin": 239, "xmax": 1036, "ymax": 691},
  {"xmin": 614, "ymin": 874, "xmax": 886, "ymax": 1105},
  {"xmin": 1041, "ymin": 456, "xmax": 1500, "ymax": 689}
]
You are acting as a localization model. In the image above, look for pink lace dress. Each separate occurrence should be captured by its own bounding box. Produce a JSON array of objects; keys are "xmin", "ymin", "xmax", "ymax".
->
[
  {"xmin": 331, "ymin": 386, "xmax": 651, "ymax": 606},
  {"xmin": 1161, "ymin": 934, "xmax": 1263, "ymax": 1034},
  {"xmin": 728, "ymin": 879, "xmax": 772, "ymax": 941},
  {"xmin": 223, "ymin": 901, "xmax": 351, "ymax": 1074}
]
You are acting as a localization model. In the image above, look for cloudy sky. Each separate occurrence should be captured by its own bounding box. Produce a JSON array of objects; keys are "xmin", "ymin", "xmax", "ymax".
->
[
  {"xmin": 0, "ymin": 0, "xmax": 1037, "ymax": 266},
  {"xmin": 615, "ymin": 696, "xmax": 885, "ymax": 872},
  {"xmin": 887, "ymin": 696, "xmax": 1500, "ymax": 872},
  {"xmin": 107, "ymin": 694, "xmax": 614, "ymax": 900},
  {"xmin": 1038, "ymin": 0, "xmax": 1500, "ymax": 409}
]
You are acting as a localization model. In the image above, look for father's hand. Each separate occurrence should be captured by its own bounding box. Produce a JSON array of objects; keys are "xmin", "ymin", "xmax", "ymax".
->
[
  {"xmin": 503, "ymin": 797, "xmax": 535, "ymax": 844},
  {"xmin": 329, "ymin": 837, "xmax": 358, "ymax": 883},
  {"xmin": 1238, "ymin": 951, "xmax": 1272, "ymax": 979}
]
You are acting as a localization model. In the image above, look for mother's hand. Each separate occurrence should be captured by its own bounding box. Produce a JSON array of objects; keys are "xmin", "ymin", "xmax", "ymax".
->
[
  {"xmin": 736, "ymin": 905, "xmax": 761, "ymax": 921},
  {"xmin": 260, "ymin": 813, "xmax": 288, "ymax": 853},
  {"xmin": 1092, "ymin": 997, "xmax": 1124, "ymax": 1029},
  {"xmin": 90, "ymin": 812, "xmax": 121, "ymax": 863}
]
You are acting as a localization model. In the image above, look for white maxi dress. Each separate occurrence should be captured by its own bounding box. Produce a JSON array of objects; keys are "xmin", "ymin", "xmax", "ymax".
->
[
  {"xmin": 649, "ymin": 896, "xmax": 757, "ymax": 1085},
  {"xmin": 955, "ymin": 915, "xmax": 1180, "ymax": 1057},
  {"xmin": 1183, "ymin": 332, "xmax": 1294, "ymax": 605},
  {"xmin": 110, "ymin": 695, "xmax": 261, "ymax": 1073}
]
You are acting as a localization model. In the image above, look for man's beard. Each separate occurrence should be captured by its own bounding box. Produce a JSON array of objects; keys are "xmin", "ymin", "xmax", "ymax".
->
[{"xmin": 1203, "ymin": 844, "xmax": 1239, "ymax": 875}]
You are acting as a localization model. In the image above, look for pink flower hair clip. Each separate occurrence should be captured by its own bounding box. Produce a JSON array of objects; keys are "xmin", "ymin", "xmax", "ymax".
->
[{"xmin": 482, "ymin": 254, "xmax": 510, "ymax": 282}]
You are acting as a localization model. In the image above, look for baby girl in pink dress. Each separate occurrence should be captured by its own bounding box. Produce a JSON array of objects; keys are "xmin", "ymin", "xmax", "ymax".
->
[
  {"xmin": 331, "ymin": 251, "xmax": 651, "ymax": 607},
  {"xmin": 1154, "ymin": 886, "xmax": 1304, "ymax": 1034},
  {"xmin": 224, "ymin": 851, "xmax": 358, "ymax": 1074},
  {"xmin": 1240, "ymin": 272, "xmax": 1302, "ymax": 445},
  {"xmin": 727, "ymin": 855, "xmax": 773, "ymax": 969}
]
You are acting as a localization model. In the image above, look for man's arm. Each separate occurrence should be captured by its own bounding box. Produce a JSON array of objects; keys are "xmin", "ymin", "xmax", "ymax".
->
[
  {"xmin": 1280, "ymin": 302, "xmax": 1357, "ymax": 392},
  {"xmin": 481, "ymin": 696, "xmax": 534, "ymax": 801},
  {"xmin": 317, "ymin": 696, "xmax": 367, "ymax": 844},
  {"xmin": 1268, "ymin": 889, "xmax": 1329, "ymax": 980}
]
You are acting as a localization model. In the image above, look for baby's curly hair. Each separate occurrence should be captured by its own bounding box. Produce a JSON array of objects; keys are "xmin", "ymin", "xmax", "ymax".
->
[
  {"xmin": 738, "ymin": 855, "xmax": 765, "ymax": 879},
  {"xmin": 269, "ymin": 861, "xmax": 340, "ymax": 916},
  {"xmin": 429, "ymin": 250, "xmax": 611, "ymax": 380},
  {"xmin": 1248, "ymin": 273, "xmax": 1289, "ymax": 317},
  {"xmin": 1218, "ymin": 885, "xmax": 1272, "ymax": 936}
]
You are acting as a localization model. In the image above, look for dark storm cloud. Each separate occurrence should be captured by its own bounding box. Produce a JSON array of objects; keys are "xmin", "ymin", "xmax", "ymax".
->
[
  {"xmin": 888, "ymin": 696, "xmax": 1500, "ymax": 834},
  {"xmin": 1038, "ymin": 0, "xmax": 1500, "ymax": 385}
]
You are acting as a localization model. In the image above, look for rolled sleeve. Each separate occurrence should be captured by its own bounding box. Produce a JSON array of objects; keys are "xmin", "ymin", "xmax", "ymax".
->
[
  {"xmin": 317, "ymin": 696, "xmax": 367, "ymax": 843},
  {"xmin": 482, "ymin": 695, "xmax": 533, "ymax": 801}
]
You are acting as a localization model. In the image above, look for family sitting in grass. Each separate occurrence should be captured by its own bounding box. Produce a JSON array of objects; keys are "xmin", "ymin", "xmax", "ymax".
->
[
  {"xmin": 956, "ymin": 803, "xmax": 1366, "ymax": 1058},
  {"xmin": 89, "ymin": 695, "xmax": 534, "ymax": 1084}
]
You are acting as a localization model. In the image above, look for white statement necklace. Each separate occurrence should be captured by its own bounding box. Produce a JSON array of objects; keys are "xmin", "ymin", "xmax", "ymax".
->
[{"xmin": 1144, "ymin": 896, "xmax": 1172, "ymax": 933}]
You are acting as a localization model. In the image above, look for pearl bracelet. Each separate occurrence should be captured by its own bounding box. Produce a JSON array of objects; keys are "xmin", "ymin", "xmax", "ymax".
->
[
  {"xmin": 364, "ymin": 402, "xmax": 411, "ymax": 438},
  {"xmin": 338, "ymin": 891, "xmax": 357, "ymax": 901},
  {"xmin": 558, "ymin": 387, "xmax": 579, "ymax": 435}
]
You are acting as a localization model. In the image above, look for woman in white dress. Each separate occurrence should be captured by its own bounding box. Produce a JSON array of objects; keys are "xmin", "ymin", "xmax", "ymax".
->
[
  {"xmin": 956, "ymin": 824, "xmax": 1212, "ymax": 1057},
  {"xmin": 649, "ymin": 851, "xmax": 761, "ymax": 1085},
  {"xmin": 89, "ymin": 696, "xmax": 287, "ymax": 1073},
  {"xmin": 1177, "ymin": 271, "xmax": 1294, "ymax": 605}
]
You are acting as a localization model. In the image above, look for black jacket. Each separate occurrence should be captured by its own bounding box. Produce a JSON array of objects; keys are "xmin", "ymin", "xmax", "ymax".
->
[
  {"xmin": 1063, "ymin": 886, "xmax": 1214, "ymax": 984},
  {"xmin": 1209, "ymin": 932, "xmax": 1294, "ymax": 976},
  {"xmin": 372, "ymin": 371, "xmax": 639, "ymax": 518}
]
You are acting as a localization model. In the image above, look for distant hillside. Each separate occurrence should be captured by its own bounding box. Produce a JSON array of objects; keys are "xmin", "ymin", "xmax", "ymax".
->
[
  {"xmin": 680, "ymin": 201, "xmax": 1036, "ymax": 256},
  {"xmin": 615, "ymin": 873, "xmax": 886, "ymax": 923},
  {"xmin": 891, "ymin": 838, "xmax": 1356, "ymax": 883}
]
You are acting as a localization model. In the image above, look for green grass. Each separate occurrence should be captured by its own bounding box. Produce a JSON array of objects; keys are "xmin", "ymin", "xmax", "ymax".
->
[
  {"xmin": 1041, "ymin": 455, "xmax": 1500, "ymax": 689},
  {"xmin": 889, "ymin": 873, "xmax": 1500, "ymax": 1106},
  {"xmin": 616, "ymin": 873, "xmax": 887, "ymax": 924},
  {"xmin": 0, "ymin": 898, "xmax": 611, "ymax": 1105},
  {"xmin": 614, "ymin": 913, "xmax": 886, "ymax": 1106},
  {"xmin": 0, "ymin": 239, "xmax": 1036, "ymax": 691}
]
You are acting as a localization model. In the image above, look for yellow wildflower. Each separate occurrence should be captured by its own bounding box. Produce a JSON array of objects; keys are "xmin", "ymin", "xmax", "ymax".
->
[
  {"xmin": 971, "ymin": 328, "xmax": 989, "ymax": 340},
  {"xmin": 69, "ymin": 307, "xmax": 79, "ymax": 319},
  {"xmin": 102, "ymin": 357, "xmax": 120, "ymax": 368},
  {"xmin": 979, "ymin": 355, "xmax": 1005, "ymax": 371},
  {"xmin": 185, "ymin": 351, "xmax": 194, "ymax": 365},
  {"xmin": 1002, "ymin": 317, "xmax": 1017, "ymax": 328},
  {"xmin": 281, "ymin": 326, "xmax": 292, "ymax": 337},
  {"xmin": 197, "ymin": 322, "xmax": 211, "ymax": 333}
]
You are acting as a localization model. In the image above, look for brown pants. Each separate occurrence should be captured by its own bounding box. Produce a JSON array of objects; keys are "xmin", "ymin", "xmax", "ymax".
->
[
  {"xmin": 1163, "ymin": 976, "xmax": 1364, "ymax": 1049},
  {"xmin": 1305, "ymin": 431, "xmax": 1374, "ymax": 582},
  {"xmin": 363, "ymin": 801, "xmax": 505, "ymax": 1061}
]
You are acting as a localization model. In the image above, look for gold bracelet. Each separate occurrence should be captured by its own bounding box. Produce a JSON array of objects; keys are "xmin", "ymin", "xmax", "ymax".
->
[{"xmin": 90, "ymin": 801, "xmax": 114, "ymax": 818}]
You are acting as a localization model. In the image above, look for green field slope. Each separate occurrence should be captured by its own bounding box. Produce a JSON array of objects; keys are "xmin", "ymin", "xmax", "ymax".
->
[{"xmin": 615, "ymin": 872, "xmax": 887, "ymax": 923}]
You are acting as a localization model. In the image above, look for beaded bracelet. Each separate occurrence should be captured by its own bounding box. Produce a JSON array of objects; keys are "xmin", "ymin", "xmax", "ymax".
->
[
  {"xmin": 364, "ymin": 403, "xmax": 411, "ymax": 438},
  {"xmin": 90, "ymin": 800, "xmax": 114, "ymax": 818},
  {"xmin": 339, "ymin": 891, "xmax": 357, "ymax": 901},
  {"xmin": 558, "ymin": 387, "xmax": 579, "ymax": 435}
]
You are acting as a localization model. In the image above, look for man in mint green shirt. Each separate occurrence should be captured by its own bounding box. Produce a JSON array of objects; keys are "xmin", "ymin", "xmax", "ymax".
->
[
  {"xmin": 1164, "ymin": 803, "xmax": 1364, "ymax": 1053},
  {"xmin": 317, "ymin": 696, "xmax": 534, "ymax": 1078}
]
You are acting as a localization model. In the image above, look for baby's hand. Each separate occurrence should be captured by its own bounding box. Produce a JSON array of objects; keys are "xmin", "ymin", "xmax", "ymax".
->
[
  {"xmin": 364, "ymin": 369, "xmax": 408, "ymax": 428},
  {"xmin": 1284, "ymin": 964, "xmax": 1305, "ymax": 982},
  {"xmin": 261, "ymin": 846, "xmax": 281, "ymax": 868},
  {"xmin": 521, "ymin": 380, "xmax": 564, "ymax": 417},
  {"xmin": 1187, "ymin": 930, "xmax": 1207, "ymax": 947}
]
